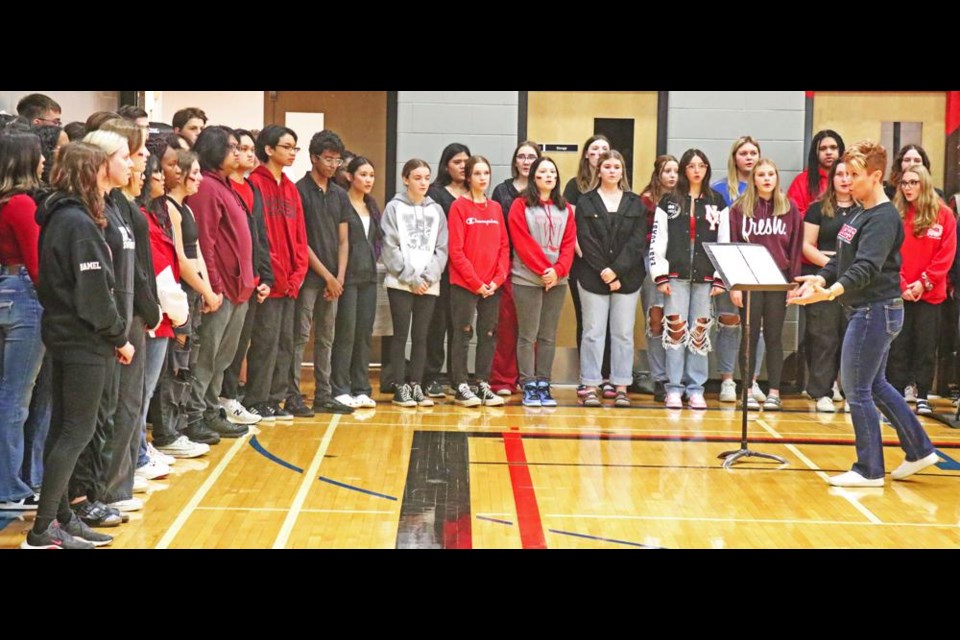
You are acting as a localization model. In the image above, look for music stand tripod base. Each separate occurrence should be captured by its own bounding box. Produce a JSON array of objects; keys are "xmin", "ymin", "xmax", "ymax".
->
[{"xmin": 718, "ymin": 447, "xmax": 788, "ymax": 469}]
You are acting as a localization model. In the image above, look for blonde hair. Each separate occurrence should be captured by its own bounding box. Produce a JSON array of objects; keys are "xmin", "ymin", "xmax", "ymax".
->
[
  {"xmin": 726, "ymin": 136, "xmax": 761, "ymax": 202},
  {"xmin": 736, "ymin": 158, "xmax": 791, "ymax": 218},
  {"xmin": 82, "ymin": 130, "xmax": 128, "ymax": 157},
  {"xmin": 588, "ymin": 150, "xmax": 631, "ymax": 192},
  {"xmin": 894, "ymin": 164, "xmax": 941, "ymax": 237}
]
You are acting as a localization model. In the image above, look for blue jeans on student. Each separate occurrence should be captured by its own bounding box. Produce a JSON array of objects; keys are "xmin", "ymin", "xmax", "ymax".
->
[
  {"xmin": 579, "ymin": 284, "xmax": 639, "ymax": 387},
  {"xmin": 138, "ymin": 335, "xmax": 170, "ymax": 468},
  {"xmin": 662, "ymin": 280, "xmax": 713, "ymax": 396},
  {"xmin": 640, "ymin": 257, "xmax": 666, "ymax": 383},
  {"xmin": 714, "ymin": 293, "xmax": 764, "ymax": 377},
  {"xmin": 841, "ymin": 298, "xmax": 936, "ymax": 480},
  {"xmin": 0, "ymin": 270, "xmax": 45, "ymax": 502}
]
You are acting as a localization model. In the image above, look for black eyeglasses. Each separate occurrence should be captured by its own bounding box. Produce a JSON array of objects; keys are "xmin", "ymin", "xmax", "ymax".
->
[{"xmin": 277, "ymin": 144, "xmax": 302, "ymax": 153}]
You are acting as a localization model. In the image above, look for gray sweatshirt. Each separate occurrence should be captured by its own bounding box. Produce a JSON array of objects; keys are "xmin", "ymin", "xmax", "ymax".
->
[{"xmin": 379, "ymin": 191, "xmax": 448, "ymax": 295}]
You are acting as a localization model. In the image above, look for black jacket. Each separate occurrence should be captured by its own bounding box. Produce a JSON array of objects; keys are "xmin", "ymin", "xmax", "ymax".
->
[
  {"xmin": 571, "ymin": 189, "xmax": 646, "ymax": 295},
  {"xmin": 820, "ymin": 201, "xmax": 903, "ymax": 307},
  {"xmin": 649, "ymin": 190, "xmax": 729, "ymax": 287},
  {"xmin": 491, "ymin": 179, "xmax": 521, "ymax": 246},
  {"xmin": 110, "ymin": 190, "xmax": 161, "ymax": 330},
  {"xmin": 344, "ymin": 194, "xmax": 381, "ymax": 285},
  {"xmin": 36, "ymin": 193, "xmax": 127, "ymax": 357},
  {"xmin": 239, "ymin": 179, "xmax": 275, "ymax": 289},
  {"xmin": 103, "ymin": 197, "xmax": 136, "ymax": 340}
]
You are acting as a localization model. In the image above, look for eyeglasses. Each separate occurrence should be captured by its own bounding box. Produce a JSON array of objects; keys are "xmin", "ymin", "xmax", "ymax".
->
[
  {"xmin": 227, "ymin": 143, "xmax": 239, "ymax": 153},
  {"xmin": 900, "ymin": 180, "xmax": 920, "ymax": 188},
  {"xmin": 277, "ymin": 144, "xmax": 302, "ymax": 153},
  {"xmin": 317, "ymin": 155, "xmax": 342, "ymax": 166},
  {"xmin": 687, "ymin": 163, "xmax": 708, "ymax": 170},
  {"xmin": 516, "ymin": 154, "xmax": 538, "ymax": 162}
]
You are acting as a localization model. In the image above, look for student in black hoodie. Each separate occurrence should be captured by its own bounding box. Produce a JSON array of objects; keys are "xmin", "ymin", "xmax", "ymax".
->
[
  {"xmin": 23, "ymin": 142, "xmax": 132, "ymax": 549},
  {"xmin": 422, "ymin": 142, "xmax": 470, "ymax": 398},
  {"xmin": 792, "ymin": 141, "xmax": 939, "ymax": 488}
]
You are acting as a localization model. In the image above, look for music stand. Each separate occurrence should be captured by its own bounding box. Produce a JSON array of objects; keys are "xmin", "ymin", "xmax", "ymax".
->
[{"xmin": 703, "ymin": 243, "xmax": 796, "ymax": 469}]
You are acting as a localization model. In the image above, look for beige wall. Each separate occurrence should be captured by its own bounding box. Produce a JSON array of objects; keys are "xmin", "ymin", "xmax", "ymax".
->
[
  {"xmin": 0, "ymin": 91, "xmax": 118, "ymax": 123},
  {"xmin": 152, "ymin": 91, "xmax": 264, "ymax": 130}
]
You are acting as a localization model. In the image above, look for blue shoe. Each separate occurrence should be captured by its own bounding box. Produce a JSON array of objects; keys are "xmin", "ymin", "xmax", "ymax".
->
[
  {"xmin": 522, "ymin": 382, "xmax": 541, "ymax": 407},
  {"xmin": 537, "ymin": 380, "xmax": 557, "ymax": 407}
]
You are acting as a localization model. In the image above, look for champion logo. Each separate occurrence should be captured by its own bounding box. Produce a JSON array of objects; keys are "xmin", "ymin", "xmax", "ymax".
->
[
  {"xmin": 926, "ymin": 224, "xmax": 943, "ymax": 240},
  {"xmin": 465, "ymin": 217, "xmax": 499, "ymax": 225},
  {"xmin": 837, "ymin": 223, "xmax": 857, "ymax": 244},
  {"xmin": 79, "ymin": 261, "xmax": 101, "ymax": 272}
]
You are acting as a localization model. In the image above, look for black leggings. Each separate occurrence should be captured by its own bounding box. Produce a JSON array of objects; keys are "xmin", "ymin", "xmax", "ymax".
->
[
  {"xmin": 34, "ymin": 352, "xmax": 110, "ymax": 532},
  {"xmin": 740, "ymin": 290, "xmax": 787, "ymax": 390},
  {"xmin": 388, "ymin": 288, "xmax": 436, "ymax": 386},
  {"xmin": 887, "ymin": 300, "xmax": 941, "ymax": 399}
]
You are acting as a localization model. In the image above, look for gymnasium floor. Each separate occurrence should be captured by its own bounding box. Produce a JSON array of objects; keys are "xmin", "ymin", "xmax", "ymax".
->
[{"xmin": 3, "ymin": 385, "xmax": 959, "ymax": 549}]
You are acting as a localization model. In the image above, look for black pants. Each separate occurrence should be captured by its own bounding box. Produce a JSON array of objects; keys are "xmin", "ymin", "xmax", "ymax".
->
[
  {"xmin": 102, "ymin": 319, "xmax": 146, "ymax": 504},
  {"xmin": 887, "ymin": 300, "xmax": 941, "ymax": 399},
  {"xmin": 424, "ymin": 271, "xmax": 453, "ymax": 384},
  {"xmin": 245, "ymin": 296, "xmax": 295, "ymax": 406},
  {"xmin": 449, "ymin": 285, "xmax": 501, "ymax": 385},
  {"xmin": 154, "ymin": 287, "xmax": 202, "ymax": 446},
  {"xmin": 740, "ymin": 290, "xmax": 787, "ymax": 390},
  {"xmin": 569, "ymin": 272, "xmax": 611, "ymax": 379},
  {"xmin": 35, "ymin": 351, "xmax": 109, "ymax": 531},
  {"xmin": 69, "ymin": 355, "xmax": 118, "ymax": 503},
  {"xmin": 388, "ymin": 289, "xmax": 436, "ymax": 386},
  {"xmin": 804, "ymin": 299, "xmax": 846, "ymax": 399},
  {"xmin": 221, "ymin": 293, "xmax": 260, "ymax": 400},
  {"xmin": 331, "ymin": 282, "xmax": 377, "ymax": 397}
]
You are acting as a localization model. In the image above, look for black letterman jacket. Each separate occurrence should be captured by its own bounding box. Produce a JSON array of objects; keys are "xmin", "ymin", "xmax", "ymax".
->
[{"xmin": 649, "ymin": 190, "xmax": 730, "ymax": 287}]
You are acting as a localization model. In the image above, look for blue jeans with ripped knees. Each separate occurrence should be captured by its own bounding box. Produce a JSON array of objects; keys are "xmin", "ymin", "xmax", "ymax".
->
[
  {"xmin": 841, "ymin": 298, "xmax": 936, "ymax": 480},
  {"xmin": 662, "ymin": 280, "xmax": 713, "ymax": 396},
  {"xmin": 640, "ymin": 258, "xmax": 666, "ymax": 383}
]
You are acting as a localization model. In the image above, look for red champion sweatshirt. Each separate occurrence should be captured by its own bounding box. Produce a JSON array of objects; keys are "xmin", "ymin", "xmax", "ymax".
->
[
  {"xmin": 448, "ymin": 196, "xmax": 510, "ymax": 293},
  {"xmin": 899, "ymin": 202, "xmax": 957, "ymax": 304},
  {"xmin": 248, "ymin": 165, "xmax": 309, "ymax": 299}
]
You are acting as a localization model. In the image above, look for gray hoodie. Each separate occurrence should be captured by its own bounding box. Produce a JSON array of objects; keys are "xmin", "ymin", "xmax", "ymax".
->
[{"xmin": 379, "ymin": 191, "xmax": 448, "ymax": 295}]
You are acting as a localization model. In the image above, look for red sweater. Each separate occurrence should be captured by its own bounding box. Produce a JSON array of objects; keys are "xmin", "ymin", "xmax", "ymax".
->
[
  {"xmin": 0, "ymin": 194, "xmax": 40, "ymax": 283},
  {"xmin": 508, "ymin": 198, "xmax": 577, "ymax": 284},
  {"xmin": 145, "ymin": 207, "xmax": 179, "ymax": 338},
  {"xmin": 899, "ymin": 203, "xmax": 957, "ymax": 304},
  {"xmin": 729, "ymin": 197, "xmax": 804, "ymax": 281},
  {"xmin": 448, "ymin": 196, "xmax": 510, "ymax": 293},
  {"xmin": 248, "ymin": 165, "xmax": 308, "ymax": 299},
  {"xmin": 786, "ymin": 167, "xmax": 829, "ymax": 215}
]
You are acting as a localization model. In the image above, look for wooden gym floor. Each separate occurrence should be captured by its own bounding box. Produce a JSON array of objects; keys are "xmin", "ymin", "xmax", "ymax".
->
[{"xmin": 3, "ymin": 382, "xmax": 960, "ymax": 549}]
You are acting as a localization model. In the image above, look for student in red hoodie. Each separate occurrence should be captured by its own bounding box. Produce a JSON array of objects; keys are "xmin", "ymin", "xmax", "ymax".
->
[
  {"xmin": 447, "ymin": 156, "xmax": 510, "ymax": 407},
  {"xmin": 787, "ymin": 130, "xmax": 845, "ymax": 215},
  {"xmin": 886, "ymin": 164, "xmax": 957, "ymax": 415},
  {"xmin": 246, "ymin": 125, "xmax": 309, "ymax": 421},
  {"xmin": 729, "ymin": 158, "xmax": 804, "ymax": 411}
]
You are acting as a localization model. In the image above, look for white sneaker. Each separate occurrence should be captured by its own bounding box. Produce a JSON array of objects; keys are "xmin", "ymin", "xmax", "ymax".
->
[
  {"xmin": 334, "ymin": 394, "xmax": 361, "ymax": 408},
  {"xmin": 891, "ymin": 452, "xmax": 940, "ymax": 480},
  {"xmin": 832, "ymin": 382, "xmax": 844, "ymax": 402},
  {"xmin": 135, "ymin": 459, "xmax": 171, "ymax": 480},
  {"xmin": 133, "ymin": 475, "xmax": 149, "ymax": 493},
  {"xmin": 827, "ymin": 470, "xmax": 884, "ymax": 487},
  {"xmin": 816, "ymin": 396, "xmax": 837, "ymax": 413},
  {"xmin": 750, "ymin": 381, "xmax": 767, "ymax": 403},
  {"xmin": 352, "ymin": 394, "xmax": 377, "ymax": 409},
  {"xmin": 219, "ymin": 397, "xmax": 263, "ymax": 425},
  {"xmin": 719, "ymin": 379, "xmax": 737, "ymax": 402},
  {"xmin": 904, "ymin": 384, "xmax": 917, "ymax": 404},
  {"xmin": 108, "ymin": 497, "xmax": 144, "ymax": 512},
  {"xmin": 844, "ymin": 401, "xmax": 851, "ymax": 413},
  {"xmin": 746, "ymin": 396, "xmax": 761, "ymax": 411},
  {"xmin": 800, "ymin": 389, "xmax": 813, "ymax": 400},
  {"xmin": 155, "ymin": 435, "xmax": 210, "ymax": 459},
  {"xmin": 454, "ymin": 383, "xmax": 482, "ymax": 407},
  {"xmin": 147, "ymin": 442, "xmax": 175, "ymax": 466},
  {"xmin": 477, "ymin": 382, "xmax": 505, "ymax": 407}
]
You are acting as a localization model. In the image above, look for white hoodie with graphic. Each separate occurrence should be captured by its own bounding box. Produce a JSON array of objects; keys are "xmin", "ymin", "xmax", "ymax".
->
[{"xmin": 380, "ymin": 191, "xmax": 448, "ymax": 295}]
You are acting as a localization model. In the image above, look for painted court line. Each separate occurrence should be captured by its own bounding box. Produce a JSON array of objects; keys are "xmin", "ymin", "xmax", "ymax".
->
[
  {"xmin": 272, "ymin": 415, "xmax": 341, "ymax": 549},
  {"xmin": 543, "ymin": 513, "xmax": 958, "ymax": 529},
  {"xmin": 756, "ymin": 418, "xmax": 882, "ymax": 525},
  {"xmin": 194, "ymin": 506, "xmax": 395, "ymax": 515},
  {"xmin": 503, "ymin": 432, "xmax": 548, "ymax": 549},
  {"xmin": 155, "ymin": 434, "xmax": 250, "ymax": 549}
]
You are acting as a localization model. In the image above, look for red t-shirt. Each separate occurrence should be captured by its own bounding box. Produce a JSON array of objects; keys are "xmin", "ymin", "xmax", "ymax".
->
[
  {"xmin": 231, "ymin": 177, "xmax": 254, "ymax": 214},
  {"xmin": 0, "ymin": 194, "xmax": 40, "ymax": 283}
]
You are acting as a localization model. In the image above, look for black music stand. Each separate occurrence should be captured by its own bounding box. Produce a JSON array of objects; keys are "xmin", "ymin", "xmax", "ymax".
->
[{"xmin": 704, "ymin": 243, "xmax": 796, "ymax": 469}]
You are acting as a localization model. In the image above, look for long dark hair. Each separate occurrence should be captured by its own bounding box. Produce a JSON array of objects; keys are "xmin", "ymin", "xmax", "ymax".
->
[
  {"xmin": 676, "ymin": 149, "xmax": 722, "ymax": 206},
  {"xmin": 522, "ymin": 156, "xmax": 566, "ymax": 208},
  {"xmin": 50, "ymin": 142, "xmax": 109, "ymax": 228},
  {"xmin": 889, "ymin": 143, "xmax": 932, "ymax": 190},
  {"xmin": 575, "ymin": 134, "xmax": 610, "ymax": 193},
  {"xmin": 31, "ymin": 124, "xmax": 62, "ymax": 185},
  {"xmin": 0, "ymin": 131, "xmax": 42, "ymax": 206},
  {"xmin": 806, "ymin": 129, "xmax": 845, "ymax": 199},
  {"xmin": 641, "ymin": 154, "xmax": 679, "ymax": 204},
  {"xmin": 434, "ymin": 142, "xmax": 471, "ymax": 188}
]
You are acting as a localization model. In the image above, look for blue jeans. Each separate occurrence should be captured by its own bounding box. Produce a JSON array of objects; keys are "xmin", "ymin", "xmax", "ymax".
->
[
  {"xmin": 138, "ymin": 336, "xmax": 170, "ymax": 467},
  {"xmin": 714, "ymin": 293, "xmax": 764, "ymax": 377},
  {"xmin": 841, "ymin": 298, "xmax": 936, "ymax": 479},
  {"xmin": 579, "ymin": 284, "xmax": 639, "ymax": 387},
  {"xmin": 0, "ymin": 270, "xmax": 45, "ymax": 502},
  {"xmin": 662, "ymin": 280, "xmax": 713, "ymax": 395},
  {"xmin": 640, "ymin": 258, "xmax": 666, "ymax": 383}
]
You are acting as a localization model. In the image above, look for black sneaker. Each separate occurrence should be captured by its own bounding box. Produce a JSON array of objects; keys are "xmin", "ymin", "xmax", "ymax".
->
[
  {"xmin": 61, "ymin": 514, "xmax": 114, "ymax": 547},
  {"xmin": 184, "ymin": 421, "xmax": 222, "ymax": 445},
  {"xmin": 285, "ymin": 395, "xmax": 315, "ymax": 418},
  {"xmin": 0, "ymin": 494, "xmax": 40, "ymax": 510},
  {"xmin": 380, "ymin": 382, "xmax": 397, "ymax": 395},
  {"xmin": 270, "ymin": 402, "xmax": 294, "ymax": 421},
  {"xmin": 249, "ymin": 402, "xmax": 276, "ymax": 423},
  {"xmin": 426, "ymin": 380, "xmax": 446, "ymax": 398},
  {"xmin": 71, "ymin": 499, "xmax": 123, "ymax": 528},
  {"xmin": 454, "ymin": 383, "xmax": 481, "ymax": 407},
  {"xmin": 392, "ymin": 384, "xmax": 417, "ymax": 408},
  {"xmin": 206, "ymin": 411, "xmax": 249, "ymax": 438},
  {"xmin": 313, "ymin": 397, "xmax": 355, "ymax": 414},
  {"xmin": 653, "ymin": 381, "xmax": 666, "ymax": 403},
  {"xmin": 411, "ymin": 384, "xmax": 434, "ymax": 407},
  {"xmin": 477, "ymin": 381, "xmax": 504, "ymax": 407},
  {"xmin": 20, "ymin": 521, "xmax": 95, "ymax": 549}
]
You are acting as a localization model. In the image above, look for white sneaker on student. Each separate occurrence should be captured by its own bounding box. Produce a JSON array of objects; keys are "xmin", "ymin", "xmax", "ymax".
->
[
  {"xmin": 219, "ymin": 397, "xmax": 263, "ymax": 425},
  {"xmin": 827, "ymin": 470, "xmax": 884, "ymax": 487},
  {"xmin": 335, "ymin": 394, "xmax": 361, "ymax": 408},
  {"xmin": 719, "ymin": 379, "xmax": 737, "ymax": 403},
  {"xmin": 750, "ymin": 381, "xmax": 767, "ymax": 403},
  {"xmin": 352, "ymin": 394, "xmax": 377, "ymax": 409},
  {"xmin": 904, "ymin": 384, "xmax": 917, "ymax": 404},
  {"xmin": 133, "ymin": 475, "xmax": 149, "ymax": 493},
  {"xmin": 108, "ymin": 498, "xmax": 144, "ymax": 512},
  {"xmin": 155, "ymin": 435, "xmax": 210, "ymax": 459},
  {"xmin": 890, "ymin": 452, "xmax": 940, "ymax": 480},
  {"xmin": 816, "ymin": 396, "xmax": 837, "ymax": 413},
  {"xmin": 146, "ymin": 442, "xmax": 175, "ymax": 467},
  {"xmin": 135, "ymin": 459, "xmax": 170, "ymax": 480},
  {"xmin": 832, "ymin": 382, "xmax": 844, "ymax": 402}
]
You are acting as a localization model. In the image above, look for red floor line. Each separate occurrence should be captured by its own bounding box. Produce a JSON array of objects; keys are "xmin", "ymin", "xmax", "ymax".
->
[
  {"xmin": 503, "ymin": 432, "xmax": 548, "ymax": 549},
  {"xmin": 504, "ymin": 432, "xmax": 960, "ymax": 448}
]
